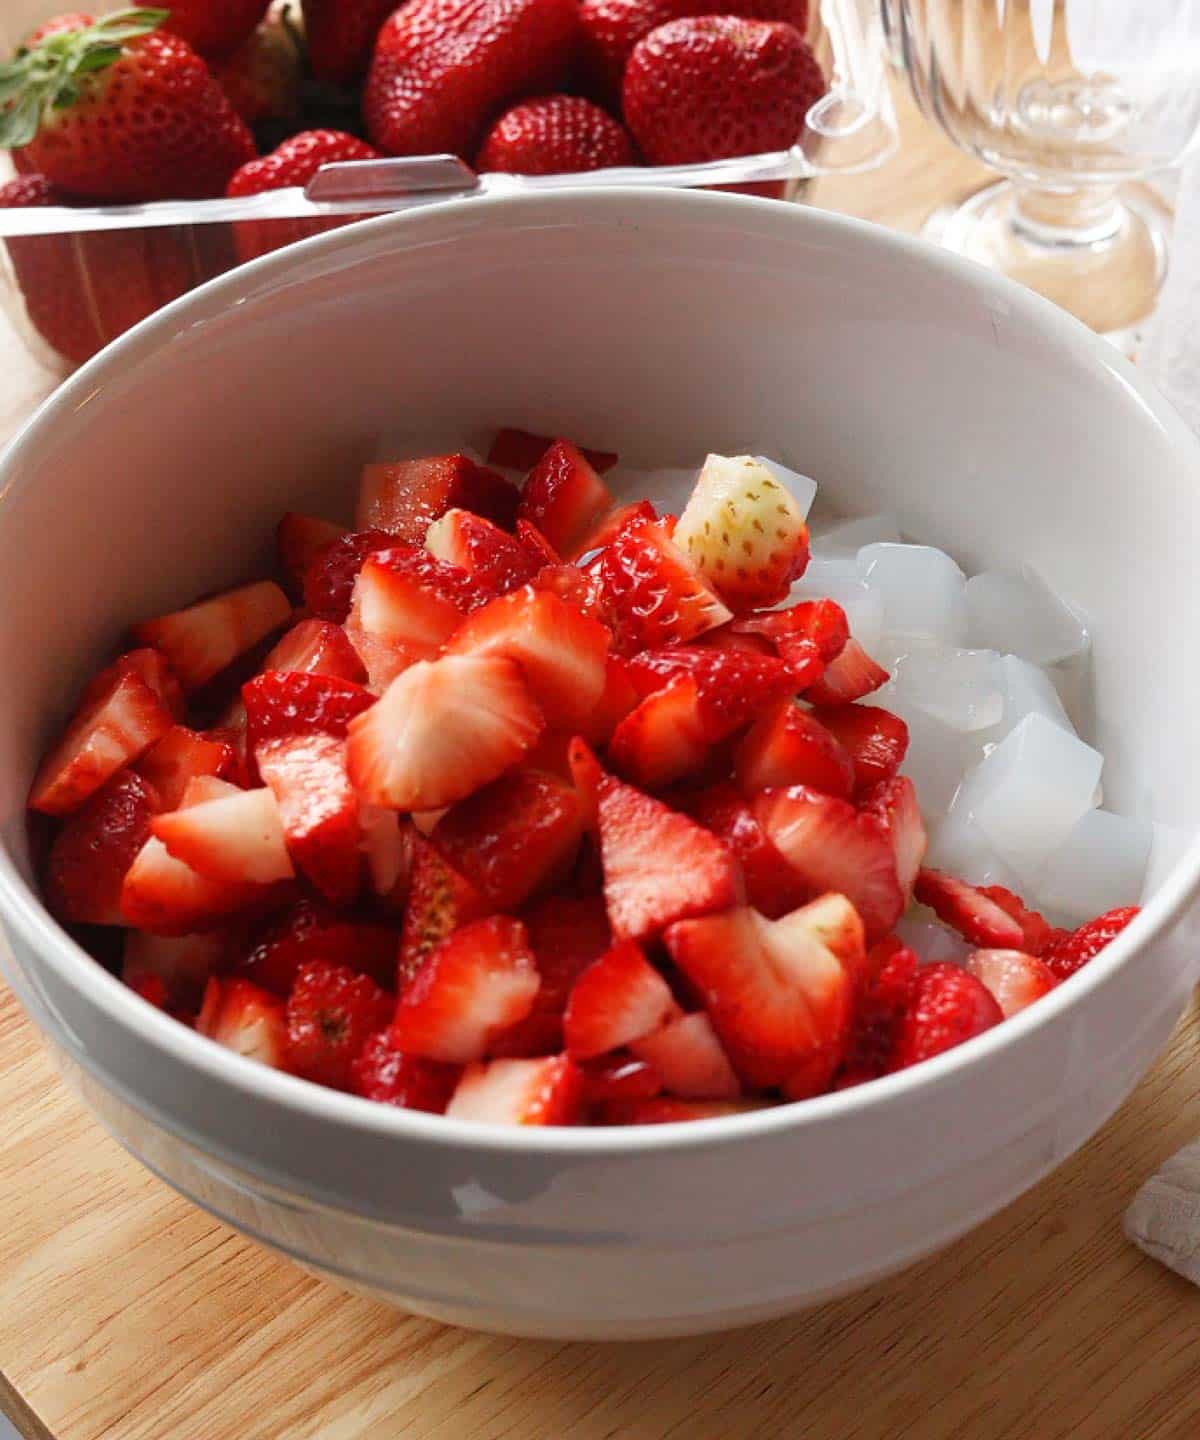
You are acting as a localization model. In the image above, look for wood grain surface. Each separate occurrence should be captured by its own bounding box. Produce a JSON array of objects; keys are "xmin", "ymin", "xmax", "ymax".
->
[{"xmin": 2, "ymin": 89, "xmax": 1198, "ymax": 1440}]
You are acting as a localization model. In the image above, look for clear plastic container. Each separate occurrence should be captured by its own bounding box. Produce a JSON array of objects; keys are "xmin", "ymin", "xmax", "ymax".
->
[{"xmin": 0, "ymin": 0, "xmax": 896, "ymax": 371}]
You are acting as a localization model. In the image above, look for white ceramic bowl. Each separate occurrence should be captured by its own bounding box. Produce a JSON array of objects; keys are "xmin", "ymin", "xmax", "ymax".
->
[{"xmin": 1, "ymin": 189, "xmax": 1198, "ymax": 1341}]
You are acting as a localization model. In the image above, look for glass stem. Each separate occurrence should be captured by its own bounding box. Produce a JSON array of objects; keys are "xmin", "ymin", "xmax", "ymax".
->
[{"xmin": 1009, "ymin": 182, "xmax": 1126, "ymax": 251}]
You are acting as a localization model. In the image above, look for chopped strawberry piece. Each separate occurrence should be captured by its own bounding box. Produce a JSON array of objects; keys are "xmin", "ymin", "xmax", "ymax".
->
[
  {"xmin": 152, "ymin": 780, "xmax": 294, "ymax": 885},
  {"xmin": 579, "ymin": 1052, "xmax": 663, "ymax": 1103},
  {"xmin": 834, "ymin": 942, "xmax": 919, "ymax": 1089},
  {"xmin": 518, "ymin": 440, "xmax": 616, "ymax": 558},
  {"xmin": 360, "ymin": 806, "xmax": 416, "ymax": 908},
  {"xmin": 285, "ymin": 958, "xmax": 393, "ymax": 1090},
  {"xmin": 573, "ymin": 499, "xmax": 659, "ymax": 560},
  {"xmin": 123, "ymin": 929, "xmax": 229, "ymax": 1013},
  {"xmin": 257, "ymin": 734, "xmax": 363, "ymax": 902},
  {"xmin": 531, "ymin": 562, "xmax": 613, "ymax": 627},
  {"xmin": 261, "ymin": 619, "xmax": 366, "ymax": 683},
  {"xmin": 594, "ymin": 1097, "xmax": 773, "ymax": 1125},
  {"xmin": 521, "ymin": 891, "xmax": 612, "ymax": 1021},
  {"xmin": 583, "ymin": 655, "xmax": 640, "ymax": 744},
  {"xmin": 347, "ymin": 654, "xmax": 543, "ymax": 811},
  {"xmin": 977, "ymin": 885, "xmax": 1055, "ymax": 957},
  {"xmin": 243, "ymin": 670, "xmax": 375, "ymax": 753},
  {"xmin": 43, "ymin": 772, "xmax": 160, "ymax": 926},
  {"xmin": 128, "ymin": 973, "xmax": 170, "ymax": 1011},
  {"xmin": 276, "ymin": 512, "xmax": 346, "ymax": 594},
  {"xmin": 804, "ymin": 638, "xmax": 889, "ymax": 706},
  {"xmin": 597, "ymin": 772, "xmax": 741, "ymax": 942},
  {"xmin": 426, "ymin": 508, "xmax": 541, "ymax": 593},
  {"xmin": 120, "ymin": 835, "xmax": 275, "ymax": 935},
  {"xmin": 734, "ymin": 701, "xmax": 855, "ymax": 799},
  {"xmin": 1041, "ymin": 906, "xmax": 1140, "ymax": 981},
  {"xmin": 303, "ymin": 528, "xmax": 395, "ymax": 621},
  {"xmin": 488, "ymin": 427, "xmax": 618, "ymax": 475},
  {"xmin": 567, "ymin": 735, "xmax": 605, "ymax": 824},
  {"xmin": 627, "ymin": 646, "xmax": 798, "ymax": 741},
  {"xmin": 599, "ymin": 518, "xmax": 732, "ymax": 652},
  {"xmin": 913, "ymin": 868, "xmax": 1028, "ymax": 950},
  {"xmin": 732, "ymin": 598, "xmax": 849, "ymax": 684},
  {"xmin": 90, "ymin": 647, "xmax": 185, "ymax": 720},
  {"xmin": 677, "ymin": 782, "xmax": 809, "ymax": 919},
  {"xmin": 890, "ymin": 962, "xmax": 1003, "ymax": 1071},
  {"xmin": 809, "ymin": 703, "xmax": 909, "ymax": 799},
  {"xmin": 432, "ymin": 769, "xmax": 586, "ymax": 911},
  {"xmin": 966, "ymin": 949, "xmax": 1057, "ymax": 1018},
  {"xmin": 862, "ymin": 775, "xmax": 926, "ymax": 906},
  {"xmin": 514, "ymin": 518, "xmax": 560, "ymax": 567},
  {"xmin": 136, "ymin": 725, "xmax": 235, "ymax": 809},
  {"xmin": 630, "ymin": 1011, "xmax": 740, "ymax": 1099},
  {"xmin": 521, "ymin": 729, "xmax": 576, "ymax": 781},
  {"xmin": 238, "ymin": 899, "xmax": 398, "ymax": 994},
  {"xmin": 665, "ymin": 894, "xmax": 862, "ymax": 1089},
  {"xmin": 350, "ymin": 1031, "xmax": 460, "ymax": 1112},
  {"xmin": 392, "ymin": 915, "xmax": 540, "ymax": 1063},
  {"xmin": 446, "ymin": 1054, "xmax": 585, "ymax": 1125},
  {"xmin": 563, "ymin": 940, "xmax": 679, "ymax": 1059},
  {"xmin": 608, "ymin": 677, "xmax": 709, "ymax": 789},
  {"xmin": 444, "ymin": 585, "xmax": 610, "ymax": 730},
  {"xmin": 357, "ymin": 454, "xmax": 518, "ymax": 540},
  {"xmin": 133, "ymin": 580, "xmax": 291, "ymax": 692},
  {"xmin": 398, "ymin": 836, "xmax": 491, "ymax": 990},
  {"xmin": 196, "ymin": 977, "xmax": 288, "ymax": 1067}
]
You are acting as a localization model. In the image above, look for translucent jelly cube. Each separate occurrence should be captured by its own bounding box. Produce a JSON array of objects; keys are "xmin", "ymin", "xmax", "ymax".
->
[
  {"xmin": 791, "ymin": 557, "xmax": 885, "ymax": 655},
  {"xmin": 813, "ymin": 512, "xmax": 902, "ymax": 554},
  {"xmin": 755, "ymin": 456, "xmax": 818, "ymax": 518},
  {"xmin": 895, "ymin": 905, "xmax": 972, "ymax": 964},
  {"xmin": 877, "ymin": 688, "xmax": 980, "ymax": 821},
  {"xmin": 964, "ymin": 566, "xmax": 1090, "ymax": 667},
  {"xmin": 1039, "ymin": 809, "xmax": 1153, "ymax": 921},
  {"xmin": 987, "ymin": 653, "xmax": 1074, "ymax": 742},
  {"xmin": 627, "ymin": 466, "xmax": 701, "ymax": 515},
  {"xmin": 925, "ymin": 809, "xmax": 1022, "ymax": 889},
  {"xmin": 858, "ymin": 543, "xmax": 969, "ymax": 646},
  {"xmin": 892, "ymin": 647, "xmax": 1004, "ymax": 733}
]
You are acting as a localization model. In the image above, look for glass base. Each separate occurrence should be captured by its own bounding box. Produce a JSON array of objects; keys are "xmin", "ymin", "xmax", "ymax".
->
[{"xmin": 923, "ymin": 179, "xmax": 1172, "ymax": 358}]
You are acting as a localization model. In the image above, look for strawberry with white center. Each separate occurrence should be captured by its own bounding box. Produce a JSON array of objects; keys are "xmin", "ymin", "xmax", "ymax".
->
[
  {"xmin": 518, "ymin": 440, "xmax": 616, "ymax": 558},
  {"xmin": 357, "ymin": 455, "xmax": 518, "ymax": 540},
  {"xmin": 965, "ymin": 949, "xmax": 1058, "ymax": 1019},
  {"xmin": 136, "ymin": 726, "xmax": 236, "ymax": 809},
  {"xmin": 630, "ymin": 1011, "xmax": 740, "ymax": 1099},
  {"xmin": 912, "ymin": 868, "xmax": 1028, "ymax": 950},
  {"xmin": 121, "ymin": 831, "xmax": 272, "ymax": 934},
  {"xmin": 563, "ymin": 940, "xmax": 680, "ymax": 1059},
  {"xmin": 152, "ymin": 776, "xmax": 294, "ymax": 885},
  {"xmin": 426, "ymin": 508, "xmax": 542, "ymax": 593},
  {"xmin": 446, "ymin": 1054, "xmax": 585, "ymax": 1125},
  {"xmin": 196, "ymin": 977, "xmax": 288, "ymax": 1068},
  {"xmin": 133, "ymin": 580, "xmax": 291, "ymax": 692},
  {"xmin": 803, "ymin": 638, "xmax": 889, "ymax": 706},
  {"xmin": 599, "ymin": 517, "xmax": 732, "ymax": 652},
  {"xmin": 257, "ymin": 734, "xmax": 363, "ymax": 902},
  {"xmin": 608, "ymin": 676, "xmax": 708, "ymax": 789}
]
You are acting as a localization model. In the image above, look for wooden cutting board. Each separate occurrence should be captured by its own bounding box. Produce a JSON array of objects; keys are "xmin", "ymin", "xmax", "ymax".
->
[{"xmin": 3, "ymin": 90, "xmax": 1200, "ymax": 1440}]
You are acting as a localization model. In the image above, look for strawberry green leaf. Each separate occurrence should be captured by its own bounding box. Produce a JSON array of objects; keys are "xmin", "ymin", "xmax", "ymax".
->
[{"xmin": 0, "ymin": 91, "xmax": 43, "ymax": 148}]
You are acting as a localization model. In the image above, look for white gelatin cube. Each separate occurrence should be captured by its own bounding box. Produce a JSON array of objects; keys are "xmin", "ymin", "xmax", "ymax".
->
[
  {"xmin": 989, "ymin": 653, "xmax": 1074, "ymax": 741},
  {"xmin": 814, "ymin": 512, "xmax": 902, "ymax": 554},
  {"xmin": 1039, "ymin": 809, "xmax": 1153, "ymax": 921},
  {"xmin": 965, "ymin": 566, "xmax": 1090, "ymax": 666},
  {"xmin": 893, "ymin": 647, "xmax": 1004, "ymax": 733},
  {"xmin": 925, "ymin": 809, "xmax": 1021, "ymax": 888},
  {"xmin": 755, "ymin": 456, "xmax": 817, "ymax": 518},
  {"xmin": 858, "ymin": 542, "xmax": 969, "ymax": 646},
  {"xmin": 879, "ymin": 687, "xmax": 978, "ymax": 821},
  {"xmin": 791, "ymin": 558, "xmax": 885, "ymax": 655},
  {"xmin": 894, "ymin": 905, "xmax": 972, "ymax": 964}
]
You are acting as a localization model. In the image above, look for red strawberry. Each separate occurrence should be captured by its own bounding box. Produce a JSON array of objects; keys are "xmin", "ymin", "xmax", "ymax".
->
[
  {"xmin": 238, "ymin": 899, "xmax": 397, "ymax": 994},
  {"xmin": 595, "ymin": 1096, "xmax": 771, "ymax": 1124},
  {"xmin": 809, "ymin": 703, "xmax": 909, "ymax": 799},
  {"xmin": 285, "ymin": 957, "xmax": 393, "ymax": 1089},
  {"xmin": 478, "ymin": 93, "xmax": 636, "ymax": 174},
  {"xmin": 804, "ymin": 638, "xmax": 889, "ymax": 706},
  {"xmin": 360, "ymin": 806, "xmax": 416, "ymax": 908},
  {"xmin": 977, "ymin": 885, "xmax": 1055, "ymax": 958},
  {"xmin": 426, "ymin": 508, "xmax": 540, "ymax": 592},
  {"xmin": 515, "ymin": 519, "xmax": 561, "ymax": 567},
  {"xmin": 966, "ymin": 949, "xmax": 1057, "ymax": 1019},
  {"xmin": 364, "ymin": 0, "xmax": 579, "ymax": 158},
  {"xmin": 626, "ymin": 645, "xmax": 798, "ymax": 741},
  {"xmin": 303, "ymin": 528, "xmax": 395, "ymax": 621},
  {"xmin": 350, "ymin": 1031, "xmax": 461, "ymax": 1112},
  {"xmin": 677, "ymin": 782, "xmax": 808, "ymax": 918},
  {"xmin": 95, "ymin": 647, "xmax": 185, "ymax": 720},
  {"xmin": 261, "ymin": 619, "xmax": 366, "ymax": 684},
  {"xmin": 347, "ymin": 654, "xmax": 543, "ymax": 810},
  {"xmin": 623, "ymin": 16, "xmax": 824, "ymax": 168},
  {"xmin": 136, "ymin": 725, "xmax": 235, "ymax": 810},
  {"xmin": 583, "ymin": 654, "xmax": 641, "ymax": 743},
  {"xmin": 392, "ymin": 915, "xmax": 540, "ymax": 1062},
  {"xmin": 43, "ymin": 771, "xmax": 160, "ymax": 926},
  {"xmin": 152, "ymin": 780, "xmax": 294, "ymax": 885},
  {"xmin": 398, "ymin": 835, "xmax": 491, "ymax": 988},
  {"xmin": 1041, "ymin": 906, "xmax": 1140, "ymax": 982},
  {"xmin": 276, "ymin": 514, "xmax": 346, "ymax": 595},
  {"xmin": 488, "ymin": 428, "xmax": 618, "ymax": 475},
  {"xmin": 357, "ymin": 454, "xmax": 518, "ymax": 540},
  {"xmin": 197, "ymin": 977, "xmax": 288, "ymax": 1066},
  {"xmin": 580, "ymin": 1052, "xmax": 662, "ymax": 1102},
  {"xmin": 734, "ymin": 701, "xmax": 855, "ymax": 799},
  {"xmin": 446, "ymin": 1054, "xmax": 584, "ymax": 1124},
  {"xmin": 163, "ymin": 0, "xmax": 271, "ymax": 58},
  {"xmin": 596, "ymin": 771, "xmax": 740, "ymax": 941},
  {"xmin": 301, "ymin": 0, "xmax": 401, "ymax": 83},
  {"xmin": 563, "ymin": 940, "xmax": 678, "ymax": 1059},
  {"xmin": 243, "ymin": 669, "xmax": 375, "ymax": 751},
  {"xmin": 890, "ymin": 962, "xmax": 1003, "ymax": 1071},
  {"xmin": 257, "ymin": 734, "xmax": 363, "ymax": 901},
  {"xmin": 833, "ymin": 940, "xmax": 919, "ymax": 1088},
  {"xmin": 3, "ymin": 14, "xmax": 256, "ymax": 201},
  {"xmin": 213, "ymin": 5, "xmax": 301, "ymax": 124},
  {"xmin": 608, "ymin": 677, "xmax": 708, "ymax": 789},
  {"xmin": 862, "ymin": 775, "xmax": 926, "ymax": 905},
  {"xmin": 123, "ymin": 929, "xmax": 229, "ymax": 1013},
  {"xmin": 599, "ymin": 517, "xmax": 732, "ymax": 652},
  {"xmin": 120, "ymin": 834, "xmax": 275, "ymax": 934},
  {"xmin": 630, "ymin": 1010, "xmax": 739, "ymax": 1099},
  {"xmin": 531, "ymin": 562, "xmax": 613, "ymax": 628},
  {"xmin": 731, "ymin": 597, "xmax": 849, "ymax": 686},
  {"xmin": 432, "ymin": 769, "xmax": 586, "ymax": 911},
  {"xmin": 133, "ymin": 581, "xmax": 291, "ymax": 692},
  {"xmin": 912, "ymin": 869, "xmax": 1028, "ymax": 951},
  {"xmin": 573, "ymin": 499, "xmax": 659, "ymax": 559},
  {"xmin": 518, "ymin": 441, "xmax": 616, "ymax": 559}
]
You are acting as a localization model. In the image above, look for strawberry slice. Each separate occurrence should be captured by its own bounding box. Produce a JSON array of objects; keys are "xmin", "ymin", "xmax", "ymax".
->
[
  {"xmin": 572, "ymin": 499, "xmax": 659, "ymax": 560},
  {"xmin": 120, "ymin": 834, "xmax": 276, "ymax": 935},
  {"xmin": 94, "ymin": 647, "xmax": 186, "ymax": 719},
  {"xmin": 966, "ymin": 949, "xmax": 1057, "ymax": 1018},
  {"xmin": 285, "ymin": 957, "xmax": 393, "ymax": 1090},
  {"xmin": 583, "ymin": 655, "xmax": 640, "ymax": 744},
  {"xmin": 237, "ymin": 899, "xmax": 398, "ymax": 994},
  {"xmin": 594, "ymin": 1097, "xmax": 772, "ymax": 1125},
  {"xmin": 627, "ymin": 646, "xmax": 799, "ymax": 739},
  {"xmin": 514, "ymin": 518, "xmax": 561, "ymax": 567},
  {"xmin": 863, "ymin": 776, "xmax": 926, "ymax": 906},
  {"xmin": 834, "ymin": 942, "xmax": 919, "ymax": 1089},
  {"xmin": 196, "ymin": 977, "xmax": 288, "ymax": 1068},
  {"xmin": 488, "ymin": 427, "xmax": 618, "ymax": 475},
  {"xmin": 809, "ymin": 703, "xmax": 909, "ymax": 799},
  {"xmin": 444, "ymin": 585, "xmax": 609, "ymax": 730},
  {"xmin": 29, "ymin": 655, "xmax": 176, "ymax": 815},
  {"xmin": 347, "ymin": 654, "xmax": 543, "ymax": 811},
  {"xmin": 608, "ymin": 676, "xmax": 709, "ymax": 790},
  {"xmin": 426, "ymin": 508, "xmax": 541, "ymax": 593},
  {"xmin": 392, "ymin": 915, "xmax": 540, "ymax": 1063},
  {"xmin": 630, "ymin": 1011, "xmax": 740, "ymax": 1100},
  {"xmin": 674, "ymin": 454, "xmax": 811, "ymax": 611},
  {"xmin": 804, "ymin": 639, "xmax": 889, "ymax": 706},
  {"xmin": 596, "ymin": 772, "xmax": 741, "ymax": 942},
  {"xmin": 133, "ymin": 580, "xmax": 291, "ymax": 692},
  {"xmin": 599, "ymin": 518, "xmax": 732, "ymax": 652},
  {"xmin": 122, "ymin": 929, "xmax": 229, "ymax": 1014},
  {"xmin": 357, "ymin": 454, "xmax": 519, "ymax": 540},
  {"xmin": 152, "ymin": 780, "xmax": 294, "ymax": 885},
  {"xmin": 912, "ymin": 868, "xmax": 1028, "ymax": 950},
  {"xmin": 257, "ymin": 734, "xmax": 363, "ymax": 902},
  {"xmin": 734, "ymin": 701, "xmax": 855, "ymax": 799},
  {"xmin": 665, "ymin": 893, "xmax": 863, "ymax": 1089},
  {"xmin": 976, "ymin": 884, "xmax": 1055, "ymax": 957},
  {"xmin": 398, "ymin": 835, "xmax": 491, "ymax": 990},
  {"xmin": 243, "ymin": 670, "xmax": 375, "ymax": 753},
  {"xmin": 432, "ymin": 768, "xmax": 586, "ymax": 911},
  {"xmin": 303, "ymin": 528, "xmax": 395, "ymax": 622},
  {"xmin": 360, "ymin": 806, "xmax": 416, "ymax": 907},
  {"xmin": 1041, "ymin": 906, "xmax": 1140, "ymax": 981},
  {"xmin": 677, "ymin": 782, "xmax": 809, "ymax": 919},
  {"xmin": 890, "ymin": 962, "xmax": 1003, "ymax": 1071},
  {"xmin": 261, "ymin": 619, "xmax": 366, "ymax": 683},
  {"xmin": 581, "ymin": 1054, "xmax": 663, "ymax": 1102},
  {"xmin": 350, "ymin": 1030, "xmax": 461, "ymax": 1112},
  {"xmin": 276, "ymin": 512, "xmax": 346, "ymax": 594},
  {"xmin": 518, "ymin": 440, "xmax": 616, "ymax": 558},
  {"xmin": 755, "ymin": 785, "xmax": 908, "ymax": 941},
  {"xmin": 43, "ymin": 771, "xmax": 160, "ymax": 926},
  {"xmin": 136, "ymin": 725, "xmax": 236, "ymax": 810},
  {"xmin": 532, "ymin": 561, "xmax": 613, "ymax": 627},
  {"xmin": 731, "ymin": 598, "xmax": 850, "ymax": 687},
  {"xmin": 445, "ymin": 1054, "xmax": 585, "ymax": 1125},
  {"xmin": 563, "ymin": 940, "xmax": 679, "ymax": 1059}
]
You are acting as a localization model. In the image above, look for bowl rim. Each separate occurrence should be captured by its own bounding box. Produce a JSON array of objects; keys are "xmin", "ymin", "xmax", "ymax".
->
[{"xmin": 2, "ymin": 184, "xmax": 1198, "ymax": 1156}]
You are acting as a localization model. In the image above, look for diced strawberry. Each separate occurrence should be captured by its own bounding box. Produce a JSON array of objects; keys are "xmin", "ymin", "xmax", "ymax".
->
[
  {"xmin": 532, "ymin": 562, "xmax": 613, "ymax": 627},
  {"xmin": 594, "ymin": 1097, "xmax": 773, "ymax": 1124},
  {"xmin": 630, "ymin": 1011, "xmax": 740, "ymax": 1099},
  {"xmin": 804, "ymin": 638, "xmax": 889, "ymax": 706},
  {"xmin": 133, "ymin": 580, "xmax": 291, "ymax": 692},
  {"xmin": 91, "ymin": 647, "xmax": 186, "ymax": 719},
  {"xmin": 677, "ymin": 782, "xmax": 809, "ymax": 919},
  {"xmin": 573, "ymin": 499, "xmax": 659, "ymax": 561},
  {"xmin": 567, "ymin": 735, "xmax": 605, "ymax": 824},
  {"xmin": 285, "ymin": 957, "xmax": 393, "ymax": 1090},
  {"xmin": 398, "ymin": 835, "xmax": 491, "ymax": 990},
  {"xmin": 701, "ymin": 624, "xmax": 775, "ymax": 659},
  {"xmin": 349, "ymin": 1030, "xmax": 460, "ymax": 1112},
  {"xmin": 127, "ymin": 973, "xmax": 170, "ymax": 1011},
  {"xmin": 243, "ymin": 670, "xmax": 375, "ymax": 754},
  {"xmin": 583, "ymin": 655, "xmax": 640, "ymax": 744},
  {"xmin": 913, "ymin": 868, "xmax": 1028, "ymax": 950},
  {"xmin": 599, "ymin": 518, "xmax": 732, "ymax": 652},
  {"xmin": 432, "ymin": 769, "xmax": 586, "ymax": 911},
  {"xmin": 809, "ymin": 703, "xmax": 909, "ymax": 799},
  {"xmin": 136, "ymin": 725, "xmax": 235, "ymax": 809},
  {"xmin": 608, "ymin": 677, "xmax": 709, "ymax": 789},
  {"xmin": 152, "ymin": 783, "xmax": 294, "ymax": 885},
  {"xmin": 966, "ymin": 949, "xmax": 1057, "ymax": 1019},
  {"xmin": 444, "ymin": 585, "xmax": 610, "ymax": 731},
  {"xmin": 488, "ymin": 427, "xmax": 618, "ymax": 475},
  {"xmin": 392, "ymin": 915, "xmax": 540, "ymax": 1063},
  {"xmin": 196, "ymin": 976, "xmax": 288, "ymax": 1068},
  {"xmin": 514, "ymin": 518, "xmax": 561, "ymax": 567},
  {"xmin": 303, "ymin": 528, "xmax": 395, "ymax": 621},
  {"xmin": 579, "ymin": 1052, "xmax": 663, "ymax": 1102},
  {"xmin": 357, "ymin": 454, "xmax": 518, "ymax": 540},
  {"xmin": 861, "ymin": 776, "xmax": 926, "ymax": 907},
  {"xmin": 732, "ymin": 598, "xmax": 850, "ymax": 687},
  {"xmin": 1041, "ymin": 906, "xmax": 1140, "ymax": 981},
  {"xmin": 261, "ymin": 619, "xmax": 366, "ymax": 683},
  {"xmin": 276, "ymin": 512, "xmax": 346, "ymax": 594},
  {"xmin": 597, "ymin": 772, "xmax": 741, "ymax": 942},
  {"xmin": 977, "ymin": 885, "xmax": 1055, "ymax": 957},
  {"xmin": 29, "ymin": 657, "xmax": 175, "ymax": 815},
  {"xmin": 360, "ymin": 806, "xmax": 416, "ymax": 908},
  {"xmin": 520, "ymin": 729, "xmax": 576, "ymax": 782},
  {"xmin": 120, "ymin": 835, "xmax": 276, "ymax": 935},
  {"xmin": 445, "ymin": 1054, "xmax": 585, "ymax": 1125},
  {"xmin": 756, "ymin": 785, "xmax": 908, "ymax": 941},
  {"xmin": 237, "ymin": 898, "xmax": 398, "ymax": 994},
  {"xmin": 563, "ymin": 940, "xmax": 679, "ymax": 1059},
  {"xmin": 521, "ymin": 891, "xmax": 612, "ymax": 1022},
  {"xmin": 890, "ymin": 962, "xmax": 1004, "ymax": 1071},
  {"xmin": 628, "ymin": 646, "xmax": 798, "ymax": 740},
  {"xmin": 43, "ymin": 771, "xmax": 160, "ymax": 925},
  {"xmin": 426, "ymin": 508, "xmax": 541, "ymax": 593},
  {"xmin": 734, "ymin": 701, "xmax": 855, "ymax": 799},
  {"xmin": 257, "ymin": 734, "xmax": 363, "ymax": 902},
  {"xmin": 518, "ymin": 440, "xmax": 616, "ymax": 559},
  {"xmin": 347, "ymin": 654, "xmax": 543, "ymax": 810},
  {"xmin": 834, "ymin": 942, "xmax": 919, "ymax": 1089},
  {"xmin": 123, "ymin": 929, "xmax": 229, "ymax": 1013}
]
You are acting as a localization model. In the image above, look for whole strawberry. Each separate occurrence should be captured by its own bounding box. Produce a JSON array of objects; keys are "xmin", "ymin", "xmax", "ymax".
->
[
  {"xmin": 0, "ymin": 10, "xmax": 257, "ymax": 201},
  {"xmin": 478, "ymin": 94, "xmax": 636, "ymax": 174},
  {"xmin": 302, "ymin": 0, "xmax": 401, "ymax": 85},
  {"xmin": 214, "ymin": 4, "xmax": 302, "ymax": 130},
  {"xmin": 364, "ymin": 0, "xmax": 580, "ymax": 159},
  {"xmin": 623, "ymin": 15, "xmax": 824, "ymax": 167},
  {"xmin": 163, "ymin": 0, "xmax": 271, "ymax": 58}
]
